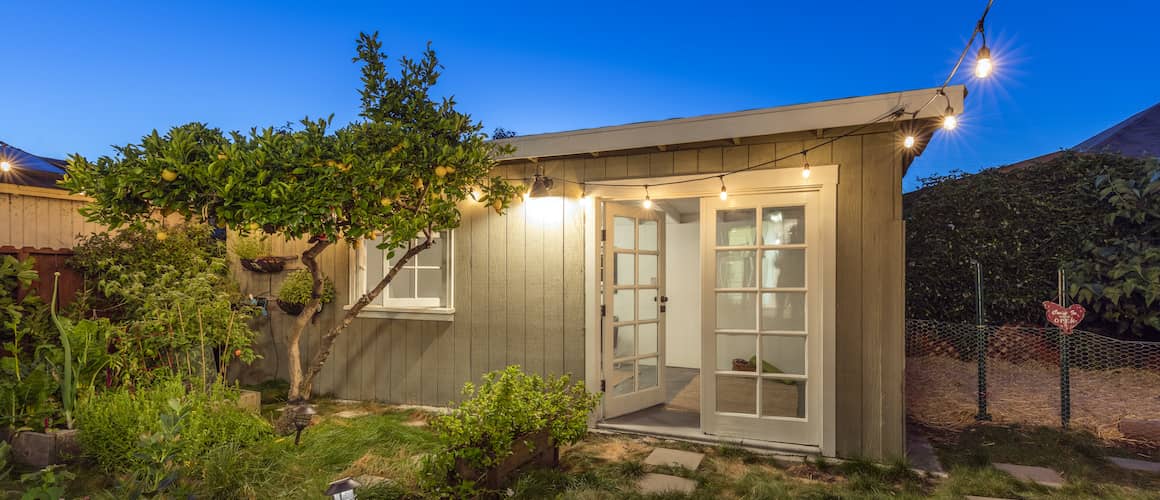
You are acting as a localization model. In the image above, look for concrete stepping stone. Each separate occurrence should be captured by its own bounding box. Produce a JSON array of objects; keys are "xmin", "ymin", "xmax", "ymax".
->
[
  {"xmin": 1107, "ymin": 456, "xmax": 1160, "ymax": 473},
  {"xmin": 637, "ymin": 473, "xmax": 697, "ymax": 494},
  {"xmin": 333, "ymin": 409, "xmax": 372, "ymax": 419},
  {"xmin": 644, "ymin": 447, "xmax": 705, "ymax": 471},
  {"xmin": 993, "ymin": 463, "xmax": 1064, "ymax": 488}
]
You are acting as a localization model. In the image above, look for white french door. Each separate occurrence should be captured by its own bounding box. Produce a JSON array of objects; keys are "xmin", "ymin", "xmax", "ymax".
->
[
  {"xmin": 701, "ymin": 191, "xmax": 823, "ymax": 446},
  {"xmin": 602, "ymin": 201, "xmax": 666, "ymax": 418}
]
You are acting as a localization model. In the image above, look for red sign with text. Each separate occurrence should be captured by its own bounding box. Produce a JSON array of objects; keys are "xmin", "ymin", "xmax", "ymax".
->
[{"xmin": 1043, "ymin": 301, "xmax": 1085, "ymax": 334}]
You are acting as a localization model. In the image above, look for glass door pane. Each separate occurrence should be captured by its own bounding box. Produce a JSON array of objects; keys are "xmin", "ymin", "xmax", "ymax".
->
[{"xmin": 714, "ymin": 204, "xmax": 809, "ymax": 420}]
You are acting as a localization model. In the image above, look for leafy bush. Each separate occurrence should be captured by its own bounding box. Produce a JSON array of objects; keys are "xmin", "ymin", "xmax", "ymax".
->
[
  {"xmin": 420, "ymin": 365, "xmax": 598, "ymax": 496},
  {"xmin": 904, "ymin": 152, "xmax": 1156, "ymax": 337},
  {"xmin": 76, "ymin": 374, "xmax": 272, "ymax": 472},
  {"xmin": 1, "ymin": 257, "xmax": 61, "ymax": 430},
  {"xmin": 230, "ymin": 235, "xmax": 269, "ymax": 260},
  {"xmin": 70, "ymin": 223, "xmax": 261, "ymax": 384},
  {"xmin": 1068, "ymin": 160, "xmax": 1160, "ymax": 337},
  {"xmin": 276, "ymin": 269, "xmax": 335, "ymax": 305}
]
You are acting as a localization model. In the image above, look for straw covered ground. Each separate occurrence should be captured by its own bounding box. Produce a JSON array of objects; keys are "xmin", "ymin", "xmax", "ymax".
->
[{"xmin": 907, "ymin": 355, "xmax": 1160, "ymax": 443}]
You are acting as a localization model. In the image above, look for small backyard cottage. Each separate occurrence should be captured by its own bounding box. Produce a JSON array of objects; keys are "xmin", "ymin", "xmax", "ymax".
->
[{"xmin": 235, "ymin": 86, "xmax": 967, "ymax": 459}]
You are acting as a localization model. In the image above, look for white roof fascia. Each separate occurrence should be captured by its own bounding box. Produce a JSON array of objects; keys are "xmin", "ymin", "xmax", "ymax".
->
[{"xmin": 496, "ymin": 85, "xmax": 965, "ymax": 160}]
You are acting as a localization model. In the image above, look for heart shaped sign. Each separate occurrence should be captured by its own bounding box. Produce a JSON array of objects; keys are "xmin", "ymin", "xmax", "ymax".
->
[{"xmin": 1043, "ymin": 301, "xmax": 1085, "ymax": 334}]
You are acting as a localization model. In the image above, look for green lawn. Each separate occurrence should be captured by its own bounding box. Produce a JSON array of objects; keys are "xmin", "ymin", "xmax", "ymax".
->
[{"xmin": 4, "ymin": 402, "xmax": 1158, "ymax": 499}]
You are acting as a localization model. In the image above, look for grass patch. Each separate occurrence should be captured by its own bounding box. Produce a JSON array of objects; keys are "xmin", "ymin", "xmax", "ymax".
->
[
  {"xmin": 10, "ymin": 403, "xmax": 1158, "ymax": 499},
  {"xmin": 928, "ymin": 424, "xmax": 1160, "ymax": 491}
]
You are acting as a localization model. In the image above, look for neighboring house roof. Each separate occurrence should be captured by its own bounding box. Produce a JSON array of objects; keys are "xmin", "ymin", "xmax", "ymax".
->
[
  {"xmin": 998, "ymin": 102, "xmax": 1160, "ymax": 173},
  {"xmin": 0, "ymin": 142, "xmax": 67, "ymax": 188},
  {"xmin": 497, "ymin": 86, "xmax": 966, "ymax": 161},
  {"xmin": 1074, "ymin": 102, "xmax": 1160, "ymax": 157}
]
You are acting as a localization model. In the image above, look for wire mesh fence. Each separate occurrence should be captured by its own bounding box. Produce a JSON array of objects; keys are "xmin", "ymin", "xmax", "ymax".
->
[{"xmin": 906, "ymin": 319, "xmax": 1160, "ymax": 444}]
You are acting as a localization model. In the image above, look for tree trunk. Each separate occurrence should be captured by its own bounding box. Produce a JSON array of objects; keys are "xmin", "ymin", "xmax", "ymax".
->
[
  {"xmin": 285, "ymin": 239, "xmax": 331, "ymax": 401},
  {"xmin": 297, "ymin": 238, "xmax": 434, "ymax": 398}
]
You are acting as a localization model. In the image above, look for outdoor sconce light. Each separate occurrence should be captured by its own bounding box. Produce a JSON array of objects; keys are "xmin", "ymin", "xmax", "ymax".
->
[
  {"xmin": 291, "ymin": 401, "xmax": 316, "ymax": 446},
  {"xmin": 903, "ymin": 135, "xmax": 916, "ymax": 149},
  {"xmin": 325, "ymin": 477, "xmax": 361, "ymax": 500},
  {"xmin": 529, "ymin": 172, "xmax": 554, "ymax": 198}
]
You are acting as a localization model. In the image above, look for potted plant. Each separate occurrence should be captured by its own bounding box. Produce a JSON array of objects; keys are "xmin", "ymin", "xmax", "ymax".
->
[
  {"xmin": 276, "ymin": 270, "xmax": 334, "ymax": 316},
  {"xmin": 232, "ymin": 236, "xmax": 286, "ymax": 273}
]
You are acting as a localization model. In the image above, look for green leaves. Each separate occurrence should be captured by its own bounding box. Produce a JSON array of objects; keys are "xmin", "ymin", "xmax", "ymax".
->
[
  {"xmin": 906, "ymin": 152, "xmax": 1159, "ymax": 339},
  {"xmin": 420, "ymin": 366, "xmax": 598, "ymax": 496}
]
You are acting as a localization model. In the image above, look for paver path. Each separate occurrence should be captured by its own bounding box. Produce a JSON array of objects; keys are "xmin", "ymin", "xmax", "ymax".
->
[
  {"xmin": 1107, "ymin": 456, "xmax": 1160, "ymax": 473},
  {"xmin": 644, "ymin": 447, "xmax": 705, "ymax": 471},
  {"xmin": 993, "ymin": 463, "xmax": 1065, "ymax": 488},
  {"xmin": 636, "ymin": 472, "xmax": 697, "ymax": 494}
]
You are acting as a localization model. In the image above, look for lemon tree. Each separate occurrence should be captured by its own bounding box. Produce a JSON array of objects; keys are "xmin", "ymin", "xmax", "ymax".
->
[{"xmin": 61, "ymin": 32, "xmax": 520, "ymax": 400}]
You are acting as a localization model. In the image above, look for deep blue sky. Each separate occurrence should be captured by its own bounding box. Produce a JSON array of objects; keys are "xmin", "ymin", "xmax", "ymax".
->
[{"xmin": 3, "ymin": 1, "xmax": 1157, "ymax": 190}]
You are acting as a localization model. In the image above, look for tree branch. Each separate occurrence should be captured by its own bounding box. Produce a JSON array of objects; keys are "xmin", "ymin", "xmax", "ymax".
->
[{"xmin": 298, "ymin": 235, "xmax": 435, "ymax": 397}]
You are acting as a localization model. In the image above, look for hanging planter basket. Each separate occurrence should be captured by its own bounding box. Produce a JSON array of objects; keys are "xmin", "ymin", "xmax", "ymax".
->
[
  {"xmin": 240, "ymin": 256, "xmax": 287, "ymax": 273},
  {"xmin": 276, "ymin": 299, "xmax": 306, "ymax": 316}
]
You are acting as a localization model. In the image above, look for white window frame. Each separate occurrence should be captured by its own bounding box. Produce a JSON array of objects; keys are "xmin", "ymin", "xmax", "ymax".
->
[{"xmin": 348, "ymin": 231, "xmax": 455, "ymax": 321}]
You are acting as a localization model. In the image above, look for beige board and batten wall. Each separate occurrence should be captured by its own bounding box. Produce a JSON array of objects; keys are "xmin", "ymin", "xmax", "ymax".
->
[
  {"xmin": 234, "ymin": 122, "xmax": 912, "ymax": 459},
  {"xmin": 0, "ymin": 183, "xmax": 106, "ymax": 250}
]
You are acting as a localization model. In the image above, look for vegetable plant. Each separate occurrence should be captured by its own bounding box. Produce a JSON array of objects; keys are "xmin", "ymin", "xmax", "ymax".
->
[{"xmin": 60, "ymin": 32, "xmax": 521, "ymax": 402}]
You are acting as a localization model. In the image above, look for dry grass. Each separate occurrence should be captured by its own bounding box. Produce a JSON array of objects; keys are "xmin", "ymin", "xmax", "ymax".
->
[{"xmin": 907, "ymin": 355, "xmax": 1160, "ymax": 443}]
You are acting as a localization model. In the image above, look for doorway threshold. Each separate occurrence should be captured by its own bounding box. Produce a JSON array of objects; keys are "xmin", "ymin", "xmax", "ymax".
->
[{"xmin": 596, "ymin": 417, "xmax": 821, "ymax": 457}]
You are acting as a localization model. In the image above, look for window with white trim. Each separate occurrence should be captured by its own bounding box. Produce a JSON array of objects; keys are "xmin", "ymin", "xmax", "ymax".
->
[{"xmin": 354, "ymin": 232, "xmax": 453, "ymax": 315}]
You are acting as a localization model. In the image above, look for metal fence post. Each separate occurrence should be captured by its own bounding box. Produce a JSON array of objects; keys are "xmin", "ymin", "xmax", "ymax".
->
[
  {"xmin": 1059, "ymin": 269, "xmax": 1071, "ymax": 430},
  {"xmin": 973, "ymin": 260, "xmax": 992, "ymax": 421}
]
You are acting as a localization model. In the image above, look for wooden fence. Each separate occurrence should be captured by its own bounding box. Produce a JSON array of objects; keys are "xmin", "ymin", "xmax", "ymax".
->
[{"xmin": 1, "ymin": 246, "xmax": 84, "ymax": 307}]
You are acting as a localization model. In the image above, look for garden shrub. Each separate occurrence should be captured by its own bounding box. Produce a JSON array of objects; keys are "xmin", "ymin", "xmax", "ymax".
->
[
  {"xmin": 70, "ymin": 223, "xmax": 261, "ymax": 384},
  {"xmin": 420, "ymin": 365, "xmax": 598, "ymax": 497},
  {"xmin": 904, "ymin": 152, "xmax": 1158, "ymax": 338},
  {"xmin": 76, "ymin": 373, "xmax": 271, "ymax": 472}
]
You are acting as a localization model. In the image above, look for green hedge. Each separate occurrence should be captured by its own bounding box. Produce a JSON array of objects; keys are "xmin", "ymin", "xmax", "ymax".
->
[{"xmin": 904, "ymin": 152, "xmax": 1157, "ymax": 338}]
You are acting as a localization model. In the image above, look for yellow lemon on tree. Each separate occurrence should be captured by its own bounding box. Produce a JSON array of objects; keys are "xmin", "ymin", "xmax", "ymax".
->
[
  {"xmin": 248, "ymin": 222, "xmax": 260, "ymax": 232},
  {"xmin": 161, "ymin": 169, "xmax": 178, "ymax": 182},
  {"xmin": 445, "ymin": 166, "xmax": 456, "ymax": 174},
  {"xmin": 492, "ymin": 200, "xmax": 503, "ymax": 211},
  {"xmin": 155, "ymin": 231, "xmax": 168, "ymax": 241},
  {"xmin": 435, "ymin": 166, "xmax": 448, "ymax": 178},
  {"xmin": 216, "ymin": 153, "xmax": 228, "ymax": 160},
  {"xmin": 413, "ymin": 178, "xmax": 424, "ymax": 190}
]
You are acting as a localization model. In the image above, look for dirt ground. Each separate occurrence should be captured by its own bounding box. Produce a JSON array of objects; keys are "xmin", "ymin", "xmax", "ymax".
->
[{"xmin": 907, "ymin": 355, "xmax": 1160, "ymax": 444}]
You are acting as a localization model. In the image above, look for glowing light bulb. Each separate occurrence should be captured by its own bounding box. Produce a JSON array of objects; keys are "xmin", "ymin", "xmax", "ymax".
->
[
  {"xmin": 642, "ymin": 196, "xmax": 652, "ymax": 209},
  {"xmin": 974, "ymin": 46, "xmax": 993, "ymax": 78},
  {"xmin": 943, "ymin": 114, "xmax": 958, "ymax": 130},
  {"xmin": 801, "ymin": 163, "xmax": 811, "ymax": 179},
  {"xmin": 0, "ymin": 161, "xmax": 10, "ymax": 172},
  {"xmin": 719, "ymin": 185, "xmax": 728, "ymax": 200},
  {"xmin": 942, "ymin": 105, "xmax": 958, "ymax": 130},
  {"xmin": 904, "ymin": 135, "xmax": 916, "ymax": 148},
  {"xmin": 522, "ymin": 190, "xmax": 531, "ymax": 201}
]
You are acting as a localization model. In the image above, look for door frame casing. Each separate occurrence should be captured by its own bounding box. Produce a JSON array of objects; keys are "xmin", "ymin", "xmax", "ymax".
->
[{"xmin": 584, "ymin": 166, "xmax": 838, "ymax": 456}]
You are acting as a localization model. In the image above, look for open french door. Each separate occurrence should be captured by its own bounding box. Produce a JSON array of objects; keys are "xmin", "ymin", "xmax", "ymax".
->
[
  {"xmin": 701, "ymin": 191, "xmax": 823, "ymax": 446},
  {"xmin": 602, "ymin": 201, "xmax": 666, "ymax": 418}
]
